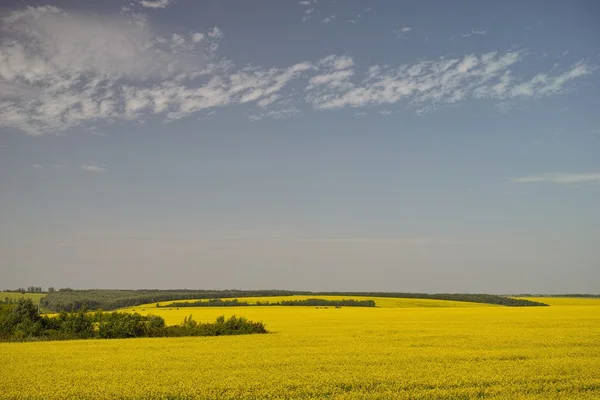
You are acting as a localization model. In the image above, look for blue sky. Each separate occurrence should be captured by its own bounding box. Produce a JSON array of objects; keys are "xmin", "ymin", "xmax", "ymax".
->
[{"xmin": 1, "ymin": 0, "xmax": 599, "ymax": 293}]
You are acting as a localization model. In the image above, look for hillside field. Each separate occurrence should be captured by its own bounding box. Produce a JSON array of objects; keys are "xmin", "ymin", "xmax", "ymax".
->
[
  {"xmin": 1, "ymin": 292, "xmax": 46, "ymax": 305},
  {"xmin": 152, "ymin": 295, "xmax": 497, "ymax": 309},
  {"xmin": 516, "ymin": 297, "xmax": 600, "ymax": 307},
  {"xmin": 1, "ymin": 297, "xmax": 599, "ymax": 399}
]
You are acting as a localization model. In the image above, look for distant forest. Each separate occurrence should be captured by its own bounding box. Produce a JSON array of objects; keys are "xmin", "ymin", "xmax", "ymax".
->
[
  {"xmin": 33, "ymin": 289, "xmax": 550, "ymax": 311},
  {"xmin": 160, "ymin": 298, "xmax": 377, "ymax": 308}
]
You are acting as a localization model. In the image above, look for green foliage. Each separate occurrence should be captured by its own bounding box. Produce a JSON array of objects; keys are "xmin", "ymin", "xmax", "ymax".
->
[
  {"xmin": 161, "ymin": 299, "xmax": 252, "ymax": 307},
  {"xmin": 162, "ymin": 315, "xmax": 267, "ymax": 337},
  {"xmin": 0, "ymin": 299, "xmax": 267, "ymax": 342},
  {"xmin": 96, "ymin": 312, "xmax": 148, "ymax": 339},
  {"xmin": 56, "ymin": 310, "xmax": 95, "ymax": 339},
  {"xmin": 41, "ymin": 289, "xmax": 303, "ymax": 311},
  {"xmin": 40, "ymin": 289, "xmax": 548, "ymax": 311},
  {"xmin": 162, "ymin": 298, "xmax": 377, "ymax": 308},
  {"xmin": 274, "ymin": 299, "xmax": 376, "ymax": 307},
  {"xmin": 0, "ymin": 300, "xmax": 41, "ymax": 339}
]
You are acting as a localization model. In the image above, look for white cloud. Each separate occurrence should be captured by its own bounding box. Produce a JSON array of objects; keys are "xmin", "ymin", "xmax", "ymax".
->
[
  {"xmin": 463, "ymin": 29, "xmax": 487, "ymax": 37},
  {"xmin": 81, "ymin": 164, "xmax": 107, "ymax": 173},
  {"xmin": 33, "ymin": 164, "xmax": 42, "ymax": 168},
  {"xmin": 138, "ymin": 0, "xmax": 171, "ymax": 9},
  {"xmin": 511, "ymin": 172, "xmax": 600, "ymax": 184},
  {"xmin": 0, "ymin": 7, "xmax": 225, "ymax": 134},
  {"xmin": 306, "ymin": 55, "xmax": 353, "ymax": 90},
  {"xmin": 298, "ymin": 0, "xmax": 318, "ymax": 22},
  {"xmin": 305, "ymin": 51, "xmax": 594, "ymax": 112},
  {"xmin": 171, "ymin": 33, "xmax": 186, "ymax": 47},
  {"xmin": 394, "ymin": 26, "xmax": 412, "ymax": 36},
  {"xmin": 208, "ymin": 26, "xmax": 223, "ymax": 39},
  {"xmin": 0, "ymin": 6, "xmax": 595, "ymax": 136},
  {"xmin": 322, "ymin": 14, "xmax": 336, "ymax": 24},
  {"xmin": 191, "ymin": 32, "xmax": 205, "ymax": 43},
  {"xmin": 2, "ymin": 8, "xmax": 160, "ymax": 79}
]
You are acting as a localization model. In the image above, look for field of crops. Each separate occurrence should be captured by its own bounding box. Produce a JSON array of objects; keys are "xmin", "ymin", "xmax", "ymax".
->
[
  {"xmin": 516, "ymin": 297, "xmax": 600, "ymax": 307},
  {"xmin": 1, "ymin": 292, "xmax": 46, "ymax": 305},
  {"xmin": 2, "ymin": 297, "xmax": 599, "ymax": 399},
  {"xmin": 154, "ymin": 295, "xmax": 495, "ymax": 309}
]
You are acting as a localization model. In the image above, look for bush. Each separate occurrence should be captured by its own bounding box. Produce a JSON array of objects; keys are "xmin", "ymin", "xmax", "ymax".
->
[{"xmin": 0, "ymin": 299, "xmax": 266, "ymax": 342}]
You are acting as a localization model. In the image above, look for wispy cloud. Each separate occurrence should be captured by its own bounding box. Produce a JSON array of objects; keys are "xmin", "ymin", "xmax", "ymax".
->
[
  {"xmin": 305, "ymin": 52, "xmax": 594, "ymax": 112},
  {"xmin": 247, "ymin": 107, "xmax": 300, "ymax": 122},
  {"xmin": 463, "ymin": 28, "xmax": 487, "ymax": 37},
  {"xmin": 81, "ymin": 164, "xmax": 107, "ymax": 173},
  {"xmin": 394, "ymin": 26, "xmax": 412, "ymax": 36},
  {"xmin": 138, "ymin": 0, "xmax": 171, "ymax": 9},
  {"xmin": 0, "ymin": 6, "xmax": 596, "ymax": 136},
  {"xmin": 511, "ymin": 172, "xmax": 600, "ymax": 184},
  {"xmin": 0, "ymin": 6, "xmax": 224, "ymax": 134},
  {"xmin": 299, "ymin": 0, "xmax": 318, "ymax": 22},
  {"xmin": 207, "ymin": 26, "xmax": 223, "ymax": 39},
  {"xmin": 322, "ymin": 14, "xmax": 336, "ymax": 24}
]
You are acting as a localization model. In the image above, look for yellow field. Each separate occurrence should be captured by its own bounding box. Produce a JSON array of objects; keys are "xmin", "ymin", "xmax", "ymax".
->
[
  {"xmin": 151, "ymin": 295, "xmax": 494, "ymax": 309},
  {"xmin": 1, "ymin": 292, "xmax": 46, "ymax": 305},
  {"xmin": 516, "ymin": 297, "xmax": 600, "ymax": 307},
  {"xmin": 1, "ymin": 298, "xmax": 600, "ymax": 399}
]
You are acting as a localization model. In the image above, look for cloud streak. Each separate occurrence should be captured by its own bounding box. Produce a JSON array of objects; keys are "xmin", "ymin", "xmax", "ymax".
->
[
  {"xmin": 138, "ymin": 0, "xmax": 171, "ymax": 9},
  {"xmin": 394, "ymin": 26, "xmax": 412, "ymax": 36},
  {"xmin": 0, "ymin": 6, "xmax": 596, "ymax": 135},
  {"xmin": 81, "ymin": 164, "xmax": 107, "ymax": 173},
  {"xmin": 463, "ymin": 29, "xmax": 487, "ymax": 37},
  {"xmin": 305, "ymin": 52, "xmax": 594, "ymax": 113},
  {"xmin": 511, "ymin": 172, "xmax": 600, "ymax": 184}
]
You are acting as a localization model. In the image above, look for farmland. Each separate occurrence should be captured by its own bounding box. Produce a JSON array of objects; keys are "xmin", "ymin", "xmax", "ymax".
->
[
  {"xmin": 1, "ymin": 292, "xmax": 46, "ymax": 305},
  {"xmin": 1, "ymin": 296, "xmax": 599, "ymax": 399},
  {"xmin": 154, "ymin": 295, "xmax": 496, "ymax": 309}
]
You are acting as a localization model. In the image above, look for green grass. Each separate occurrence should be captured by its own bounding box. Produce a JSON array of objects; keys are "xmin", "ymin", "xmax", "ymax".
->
[{"xmin": 2, "ymin": 292, "xmax": 47, "ymax": 305}]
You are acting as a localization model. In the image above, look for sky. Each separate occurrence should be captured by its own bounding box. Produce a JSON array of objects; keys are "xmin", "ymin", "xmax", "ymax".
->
[{"xmin": 0, "ymin": 0, "xmax": 599, "ymax": 294}]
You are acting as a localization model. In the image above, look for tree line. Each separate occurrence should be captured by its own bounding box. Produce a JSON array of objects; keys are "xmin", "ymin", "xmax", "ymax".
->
[
  {"xmin": 40, "ymin": 289, "xmax": 308, "ymax": 311},
  {"xmin": 3, "ymin": 287, "xmax": 44, "ymax": 294},
  {"xmin": 38, "ymin": 289, "xmax": 549, "ymax": 311},
  {"xmin": 0, "ymin": 299, "xmax": 267, "ymax": 342},
  {"xmin": 312, "ymin": 292, "xmax": 550, "ymax": 307},
  {"xmin": 159, "ymin": 298, "xmax": 377, "ymax": 308}
]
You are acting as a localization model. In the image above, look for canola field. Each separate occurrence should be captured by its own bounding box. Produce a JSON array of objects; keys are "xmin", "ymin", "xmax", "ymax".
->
[
  {"xmin": 1, "ymin": 297, "xmax": 600, "ymax": 399},
  {"xmin": 154, "ymin": 295, "xmax": 495, "ymax": 309}
]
